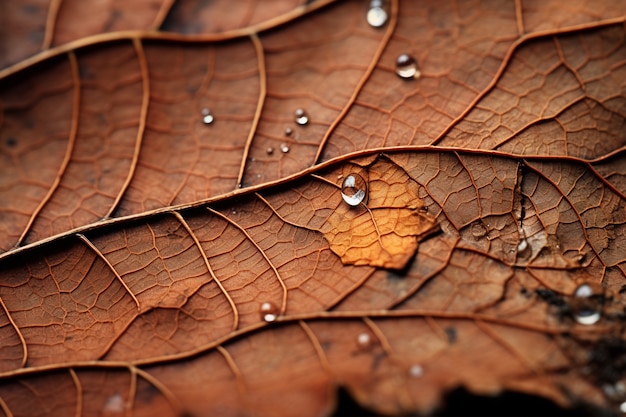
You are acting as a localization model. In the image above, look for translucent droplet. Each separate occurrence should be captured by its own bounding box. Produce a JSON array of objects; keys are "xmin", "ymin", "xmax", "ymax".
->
[
  {"xmin": 471, "ymin": 222, "xmax": 487, "ymax": 239},
  {"xmin": 280, "ymin": 143, "xmax": 290, "ymax": 153},
  {"xmin": 341, "ymin": 174, "xmax": 367, "ymax": 206},
  {"xmin": 395, "ymin": 54, "xmax": 420, "ymax": 79},
  {"xmin": 573, "ymin": 283, "xmax": 601, "ymax": 325},
  {"xmin": 620, "ymin": 400, "xmax": 626, "ymax": 414},
  {"xmin": 367, "ymin": 2, "xmax": 387, "ymax": 28},
  {"xmin": 260, "ymin": 302, "xmax": 279, "ymax": 323},
  {"xmin": 408, "ymin": 364, "xmax": 423, "ymax": 378},
  {"xmin": 285, "ymin": 127, "xmax": 293, "ymax": 136},
  {"xmin": 103, "ymin": 393, "xmax": 124, "ymax": 414},
  {"xmin": 201, "ymin": 108, "xmax": 214, "ymax": 124},
  {"xmin": 357, "ymin": 332, "xmax": 371, "ymax": 348},
  {"xmin": 516, "ymin": 237, "xmax": 532, "ymax": 260},
  {"xmin": 266, "ymin": 147, "xmax": 274, "ymax": 155},
  {"xmin": 294, "ymin": 109, "xmax": 309, "ymax": 125},
  {"xmin": 256, "ymin": 173, "xmax": 262, "ymax": 179},
  {"xmin": 575, "ymin": 283, "xmax": 593, "ymax": 298},
  {"xmin": 575, "ymin": 309, "xmax": 601, "ymax": 325}
]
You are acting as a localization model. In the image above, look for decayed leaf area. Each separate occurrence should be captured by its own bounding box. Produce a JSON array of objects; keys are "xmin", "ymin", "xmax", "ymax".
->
[{"xmin": 1, "ymin": 0, "xmax": 626, "ymax": 416}]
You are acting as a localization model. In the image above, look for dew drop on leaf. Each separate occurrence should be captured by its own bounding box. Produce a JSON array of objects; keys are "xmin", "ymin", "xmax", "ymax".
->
[
  {"xmin": 285, "ymin": 127, "xmax": 293, "ymax": 136},
  {"xmin": 471, "ymin": 222, "xmax": 488, "ymax": 239},
  {"xmin": 201, "ymin": 108, "xmax": 214, "ymax": 124},
  {"xmin": 356, "ymin": 332, "xmax": 372, "ymax": 348},
  {"xmin": 367, "ymin": 0, "xmax": 387, "ymax": 28},
  {"xmin": 573, "ymin": 283, "xmax": 601, "ymax": 325},
  {"xmin": 266, "ymin": 147, "xmax": 274, "ymax": 155},
  {"xmin": 516, "ymin": 237, "xmax": 532, "ymax": 260},
  {"xmin": 575, "ymin": 283, "xmax": 593, "ymax": 298},
  {"xmin": 260, "ymin": 302, "xmax": 279, "ymax": 322},
  {"xmin": 280, "ymin": 143, "xmax": 290, "ymax": 153},
  {"xmin": 408, "ymin": 364, "xmax": 424, "ymax": 378},
  {"xmin": 395, "ymin": 54, "xmax": 420, "ymax": 79},
  {"xmin": 341, "ymin": 174, "xmax": 367, "ymax": 206},
  {"xmin": 620, "ymin": 401, "xmax": 626, "ymax": 414},
  {"xmin": 294, "ymin": 108, "xmax": 309, "ymax": 125}
]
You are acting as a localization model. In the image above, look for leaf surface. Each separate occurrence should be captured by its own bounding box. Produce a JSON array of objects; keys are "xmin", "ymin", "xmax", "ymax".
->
[{"xmin": 1, "ymin": 1, "xmax": 626, "ymax": 416}]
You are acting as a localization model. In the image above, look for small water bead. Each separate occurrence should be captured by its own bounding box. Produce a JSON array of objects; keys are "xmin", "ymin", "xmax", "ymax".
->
[
  {"xmin": 356, "ymin": 332, "xmax": 372, "ymax": 348},
  {"xmin": 573, "ymin": 283, "xmax": 601, "ymax": 325},
  {"xmin": 341, "ymin": 174, "xmax": 367, "ymax": 206},
  {"xmin": 575, "ymin": 309, "xmax": 601, "ymax": 325},
  {"xmin": 620, "ymin": 401, "xmax": 626, "ymax": 414},
  {"xmin": 367, "ymin": 0, "xmax": 387, "ymax": 28},
  {"xmin": 201, "ymin": 108, "xmax": 214, "ymax": 124},
  {"xmin": 294, "ymin": 108, "xmax": 309, "ymax": 125},
  {"xmin": 408, "ymin": 364, "xmax": 424, "ymax": 378},
  {"xmin": 470, "ymin": 222, "xmax": 487, "ymax": 239},
  {"xmin": 285, "ymin": 127, "xmax": 293, "ymax": 136},
  {"xmin": 260, "ymin": 302, "xmax": 279, "ymax": 322},
  {"xmin": 395, "ymin": 54, "xmax": 421, "ymax": 79},
  {"xmin": 575, "ymin": 283, "xmax": 594, "ymax": 298},
  {"xmin": 516, "ymin": 237, "xmax": 532, "ymax": 260},
  {"xmin": 280, "ymin": 143, "xmax": 290, "ymax": 153},
  {"xmin": 266, "ymin": 147, "xmax": 274, "ymax": 155}
]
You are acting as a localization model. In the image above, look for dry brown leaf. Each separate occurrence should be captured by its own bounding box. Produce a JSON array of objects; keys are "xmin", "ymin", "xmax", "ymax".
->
[{"xmin": 1, "ymin": 1, "xmax": 626, "ymax": 416}]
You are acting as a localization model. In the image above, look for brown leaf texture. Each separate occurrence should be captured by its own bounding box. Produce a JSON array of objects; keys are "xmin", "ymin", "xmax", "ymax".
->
[{"xmin": 1, "ymin": 1, "xmax": 626, "ymax": 416}]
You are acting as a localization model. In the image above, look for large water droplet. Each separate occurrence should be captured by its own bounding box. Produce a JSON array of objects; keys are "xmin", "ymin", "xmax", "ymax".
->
[
  {"xmin": 367, "ymin": 1, "xmax": 387, "ymax": 28},
  {"xmin": 620, "ymin": 401, "xmax": 626, "ymax": 414},
  {"xmin": 341, "ymin": 174, "xmax": 367, "ymax": 206},
  {"xmin": 395, "ymin": 54, "xmax": 421, "ymax": 79},
  {"xmin": 294, "ymin": 108, "xmax": 309, "ymax": 125},
  {"xmin": 201, "ymin": 108, "xmax": 214, "ymax": 124},
  {"xmin": 260, "ymin": 302, "xmax": 279, "ymax": 323},
  {"xmin": 573, "ymin": 283, "xmax": 601, "ymax": 325}
]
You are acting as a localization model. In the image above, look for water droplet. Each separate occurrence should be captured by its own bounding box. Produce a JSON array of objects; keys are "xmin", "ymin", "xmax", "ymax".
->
[
  {"xmin": 408, "ymin": 364, "xmax": 423, "ymax": 378},
  {"xmin": 341, "ymin": 174, "xmax": 367, "ymax": 206},
  {"xmin": 256, "ymin": 173, "xmax": 262, "ymax": 179},
  {"xmin": 266, "ymin": 147, "xmax": 274, "ymax": 155},
  {"xmin": 356, "ymin": 332, "xmax": 372, "ymax": 348},
  {"xmin": 395, "ymin": 54, "xmax": 421, "ymax": 79},
  {"xmin": 103, "ymin": 393, "xmax": 124, "ymax": 414},
  {"xmin": 516, "ymin": 237, "xmax": 532, "ymax": 260},
  {"xmin": 620, "ymin": 400, "xmax": 626, "ymax": 414},
  {"xmin": 280, "ymin": 143, "xmax": 290, "ymax": 153},
  {"xmin": 294, "ymin": 108, "xmax": 309, "ymax": 125},
  {"xmin": 471, "ymin": 222, "xmax": 487, "ymax": 239},
  {"xmin": 367, "ymin": 1, "xmax": 387, "ymax": 28},
  {"xmin": 260, "ymin": 302, "xmax": 279, "ymax": 322},
  {"xmin": 232, "ymin": 210, "xmax": 237, "ymax": 215},
  {"xmin": 573, "ymin": 283, "xmax": 601, "ymax": 325},
  {"xmin": 575, "ymin": 309, "xmax": 601, "ymax": 325},
  {"xmin": 575, "ymin": 283, "xmax": 594, "ymax": 298},
  {"xmin": 285, "ymin": 127, "xmax": 293, "ymax": 136},
  {"xmin": 201, "ymin": 108, "xmax": 214, "ymax": 124}
]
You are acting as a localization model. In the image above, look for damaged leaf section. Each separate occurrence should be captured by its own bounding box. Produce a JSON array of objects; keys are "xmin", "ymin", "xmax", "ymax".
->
[{"xmin": 320, "ymin": 156, "xmax": 438, "ymax": 269}]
